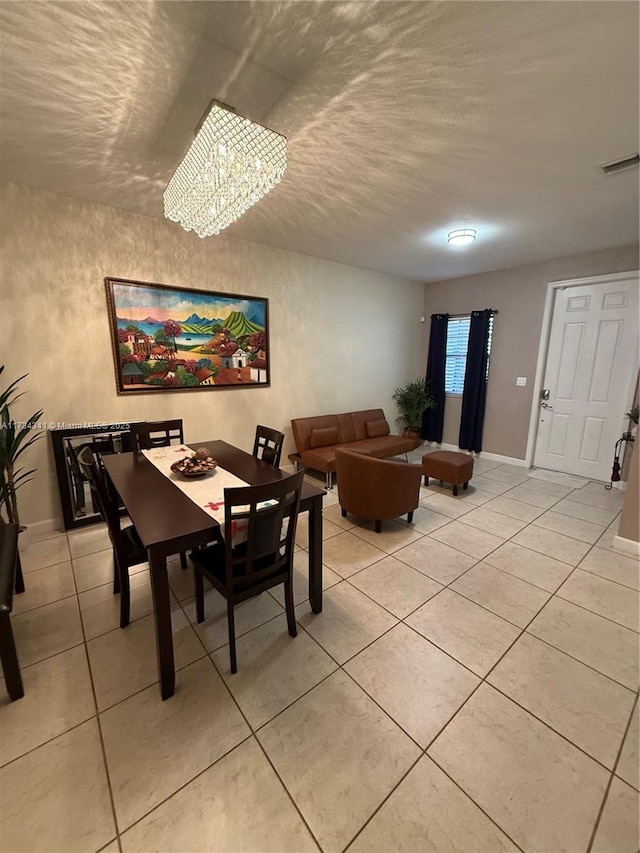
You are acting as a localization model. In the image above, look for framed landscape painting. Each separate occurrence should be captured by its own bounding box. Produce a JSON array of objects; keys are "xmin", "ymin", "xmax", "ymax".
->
[{"xmin": 105, "ymin": 277, "xmax": 270, "ymax": 394}]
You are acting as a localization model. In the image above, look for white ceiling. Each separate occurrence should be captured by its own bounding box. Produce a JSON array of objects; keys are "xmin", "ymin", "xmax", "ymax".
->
[{"xmin": 1, "ymin": 1, "xmax": 638, "ymax": 281}]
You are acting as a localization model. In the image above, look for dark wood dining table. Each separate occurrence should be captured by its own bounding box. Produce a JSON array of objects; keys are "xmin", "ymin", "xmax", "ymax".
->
[{"xmin": 101, "ymin": 440, "xmax": 325, "ymax": 699}]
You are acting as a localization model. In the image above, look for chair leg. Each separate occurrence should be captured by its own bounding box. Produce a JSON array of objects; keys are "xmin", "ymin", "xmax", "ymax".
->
[
  {"xmin": 453, "ymin": 484, "xmax": 459, "ymax": 496},
  {"xmin": 341, "ymin": 507, "xmax": 347, "ymax": 518},
  {"xmin": 227, "ymin": 601, "xmax": 237, "ymax": 674},
  {"xmin": 0, "ymin": 614, "xmax": 24, "ymax": 700},
  {"xmin": 14, "ymin": 552, "xmax": 25, "ymax": 594},
  {"xmin": 112, "ymin": 548, "xmax": 120, "ymax": 594},
  {"xmin": 423, "ymin": 475, "xmax": 429, "ymax": 486},
  {"xmin": 375, "ymin": 520, "xmax": 382, "ymax": 533},
  {"xmin": 180, "ymin": 551, "xmax": 187, "ymax": 570},
  {"xmin": 407, "ymin": 510, "xmax": 414, "ymax": 523},
  {"xmin": 284, "ymin": 577, "xmax": 297, "ymax": 638},
  {"xmin": 194, "ymin": 570, "xmax": 205, "ymax": 624},
  {"xmin": 463, "ymin": 481, "xmax": 469, "ymax": 490}
]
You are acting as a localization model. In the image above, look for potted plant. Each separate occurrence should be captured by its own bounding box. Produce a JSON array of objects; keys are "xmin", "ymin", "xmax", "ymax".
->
[
  {"xmin": 392, "ymin": 378, "xmax": 436, "ymax": 443},
  {"xmin": 0, "ymin": 365, "xmax": 43, "ymax": 529}
]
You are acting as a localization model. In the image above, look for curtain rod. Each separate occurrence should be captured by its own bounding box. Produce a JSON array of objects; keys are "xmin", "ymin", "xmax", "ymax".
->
[{"xmin": 446, "ymin": 309, "xmax": 499, "ymax": 318}]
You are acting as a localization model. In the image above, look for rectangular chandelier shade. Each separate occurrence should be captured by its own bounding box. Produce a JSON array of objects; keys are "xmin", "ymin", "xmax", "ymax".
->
[{"xmin": 163, "ymin": 101, "xmax": 287, "ymax": 238}]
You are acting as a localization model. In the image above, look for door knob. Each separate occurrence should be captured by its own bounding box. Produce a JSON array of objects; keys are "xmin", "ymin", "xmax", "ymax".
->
[{"xmin": 541, "ymin": 402, "xmax": 553, "ymax": 409}]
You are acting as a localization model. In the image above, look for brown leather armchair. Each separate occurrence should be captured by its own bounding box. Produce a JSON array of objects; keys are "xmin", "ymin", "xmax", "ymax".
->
[{"xmin": 335, "ymin": 448, "xmax": 423, "ymax": 532}]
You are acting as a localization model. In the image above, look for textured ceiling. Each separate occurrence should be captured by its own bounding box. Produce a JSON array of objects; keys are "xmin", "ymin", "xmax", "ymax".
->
[{"xmin": 1, "ymin": 1, "xmax": 638, "ymax": 281}]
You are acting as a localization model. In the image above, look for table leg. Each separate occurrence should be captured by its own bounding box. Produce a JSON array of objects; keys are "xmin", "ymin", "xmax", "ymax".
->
[
  {"xmin": 149, "ymin": 553, "xmax": 175, "ymax": 699},
  {"xmin": 308, "ymin": 495, "xmax": 323, "ymax": 613}
]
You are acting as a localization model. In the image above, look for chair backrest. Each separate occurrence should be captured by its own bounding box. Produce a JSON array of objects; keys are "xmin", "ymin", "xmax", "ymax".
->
[
  {"xmin": 76, "ymin": 445, "xmax": 124, "ymax": 551},
  {"xmin": 223, "ymin": 469, "xmax": 304, "ymax": 594},
  {"xmin": 130, "ymin": 419, "xmax": 184, "ymax": 453},
  {"xmin": 252, "ymin": 425, "xmax": 284, "ymax": 468}
]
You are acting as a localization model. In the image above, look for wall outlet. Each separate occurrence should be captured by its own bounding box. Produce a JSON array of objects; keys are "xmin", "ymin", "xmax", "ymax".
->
[{"xmin": 516, "ymin": 377, "xmax": 527, "ymax": 386}]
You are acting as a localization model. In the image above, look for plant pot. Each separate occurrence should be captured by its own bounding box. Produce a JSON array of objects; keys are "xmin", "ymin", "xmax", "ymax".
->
[{"xmin": 402, "ymin": 428, "xmax": 423, "ymax": 445}]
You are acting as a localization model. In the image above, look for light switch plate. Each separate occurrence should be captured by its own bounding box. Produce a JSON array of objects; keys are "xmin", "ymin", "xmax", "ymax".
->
[{"xmin": 516, "ymin": 377, "xmax": 527, "ymax": 386}]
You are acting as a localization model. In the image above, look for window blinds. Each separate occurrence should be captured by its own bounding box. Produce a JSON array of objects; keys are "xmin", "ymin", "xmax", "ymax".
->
[{"xmin": 445, "ymin": 314, "xmax": 494, "ymax": 394}]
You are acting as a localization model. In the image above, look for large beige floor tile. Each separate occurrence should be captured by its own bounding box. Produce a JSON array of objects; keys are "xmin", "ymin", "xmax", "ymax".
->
[
  {"xmin": 321, "ymin": 530, "xmax": 387, "ymax": 578},
  {"xmin": 452, "ymin": 563, "xmax": 550, "ymax": 627},
  {"xmin": 349, "ymin": 755, "xmax": 518, "ymax": 853},
  {"xmin": 73, "ymin": 547, "xmax": 145, "ymax": 592},
  {"xmin": 11, "ymin": 560, "xmax": 75, "ymax": 614},
  {"xmin": 428, "ymin": 684, "xmax": 609, "ymax": 853},
  {"xmin": 0, "ymin": 646, "xmax": 94, "ymax": 766},
  {"xmin": 512, "ymin": 525, "xmax": 591, "ymax": 565},
  {"xmin": 579, "ymin": 547, "xmax": 640, "ymax": 591},
  {"xmin": 528, "ymin": 596, "xmax": 639, "ymax": 690},
  {"xmin": 481, "ymin": 467, "xmax": 530, "ymax": 487},
  {"xmin": 350, "ymin": 519, "xmax": 424, "ymax": 553},
  {"xmin": 296, "ymin": 582, "xmax": 397, "ymax": 664},
  {"xmin": 483, "ymin": 541, "xmax": 574, "ymax": 592},
  {"xmin": 323, "ymin": 501, "xmax": 363, "ymax": 530},
  {"xmin": 533, "ymin": 510, "xmax": 606, "ymax": 544},
  {"xmin": 182, "ymin": 585, "xmax": 284, "ymax": 651},
  {"xmin": 270, "ymin": 552, "xmax": 341, "ymax": 606},
  {"xmin": 553, "ymin": 497, "xmax": 620, "ymax": 527},
  {"xmin": 488, "ymin": 633, "xmax": 635, "ymax": 768},
  {"xmin": 407, "ymin": 589, "xmax": 520, "ymax": 676},
  {"xmin": 67, "ymin": 523, "xmax": 111, "ymax": 558},
  {"xmin": 461, "ymin": 475, "xmax": 512, "ymax": 496},
  {"xmin": 79, "ymin": 571, "xmax": 154, "ymax": 640},
  {"xmin": 211, "ymin": 614, "xmax": 337, "ymax": 728},
  {"xmin": 518, "ymin": 477, "xmax": 573, "ymax": 498},
  {"xmin": 484, "ymin": 495, "xmax": 545, "ymax": 522},
  {"xmin": 345, "ymin": 624, "xmax": 479, "ymax": 747},
  {"xmin": 506, "ymin": 484, "xmax": 561, "ymax": 509},
  {"xmin": 348, "ymin": 555, "xmax": 442, "ymax": 618},
  {"xmin": 19, "ymin": 534, "xmax": 71, "ymax": 572},
  {"xmin": 295, "ymin": 512, "xmax": 344, "ymax": 548},
  {"xmin": 616, "ymin": 703, "xmax": 639, "ymax": 791},
  {"xmin": 558, "ymin": 570, "xmax": 639, "ymax": 632},
  {"xmin": 592, "ymin": 777, "xmax": 640, "ymax": 853},
  {"xmin": 395, "ymin": 504, "xmax": 451, "ymax": 535},
  {"xmin": 0, "ymin": 719, "xmax": 115, "ymax": 853},
  {"xmin": 121, "ymin": 737, "xmax": 317, "ymax": 853},
  {"xmin": 258, "ymin": 669, "xmax": 420, "ymax": 853},
  {"xmin": 87, "ymin": 605, "xmax": 205, "ymax": 710},
  {"xmin": 420, "ymin": 492, "xmax": 475, "ymax": 518},
  {"xmin": 101, "ymin": 657, "xmax": 250, "ymax": 831},
  {"xmin": 569, "ymin": 482, "xmax": 625, "ymax": 511},
  {"xmin": 459, "ymin": 506, "xmax": 527, "ymax": 539},
  {"xmin": 11, "ymin": 595, "xmax": 84, "ymax": 667},
  {"xmin": 394, "ymin": 536, "xmax": 476, "ymax": 584},
  {"xmin": 430, "ymin": 521, "xmax": 504, "ymax": 559}
]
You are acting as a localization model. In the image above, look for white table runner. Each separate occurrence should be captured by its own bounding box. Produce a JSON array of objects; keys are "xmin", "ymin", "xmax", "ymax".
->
[{"xmin": 142, "ymin": 446, "xmax": 250, "ymax": 537}]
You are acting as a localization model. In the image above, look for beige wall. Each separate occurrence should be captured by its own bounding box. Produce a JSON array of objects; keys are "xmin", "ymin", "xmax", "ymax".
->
[
  {"xmin": 618, "ymin": 443, "xmax": 639, "ymax": 543},
  {"xmin": 423, "ymin": 245, "xmax": 640, "ymax": 459},
  {"xmin": 0, "ymin": 182, "xmax": 424, "ymax": 527}
]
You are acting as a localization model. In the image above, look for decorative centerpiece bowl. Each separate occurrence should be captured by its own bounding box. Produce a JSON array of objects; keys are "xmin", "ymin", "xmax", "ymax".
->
[{"xmin": 170, "ymin": 447, "xmax": 217, "ymax": 478}]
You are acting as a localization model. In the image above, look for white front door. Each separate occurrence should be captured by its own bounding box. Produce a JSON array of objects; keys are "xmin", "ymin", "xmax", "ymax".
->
[{"xmin": 533, "ymin": 274, "xmax": 639, "ymax": 480}]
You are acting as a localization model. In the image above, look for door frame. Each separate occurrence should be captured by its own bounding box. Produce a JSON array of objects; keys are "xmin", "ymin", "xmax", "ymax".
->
[{"xmin": 525, "ymin": 270, "xmax": 640, "ymax": 470}]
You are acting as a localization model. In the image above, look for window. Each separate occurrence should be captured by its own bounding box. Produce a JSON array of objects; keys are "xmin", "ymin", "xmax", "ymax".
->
[{"xmin": 445, "ymin": 315, "xmax": 494, "ymax": 394}]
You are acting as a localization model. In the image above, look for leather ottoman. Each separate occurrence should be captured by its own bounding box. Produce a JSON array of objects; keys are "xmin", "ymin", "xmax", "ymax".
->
[{"xmin": 421, "ymin": 451, "xmax": 474, "ymax": 496}]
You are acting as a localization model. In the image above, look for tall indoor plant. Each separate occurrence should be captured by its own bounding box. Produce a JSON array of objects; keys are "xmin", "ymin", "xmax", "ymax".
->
[
  {"xmin": 0, "ymin": 365, "xmax": 43, "ymax": 528},
  {"xmin": 392, "ymin": 378, "xmax": 436, "ymax": 442}
]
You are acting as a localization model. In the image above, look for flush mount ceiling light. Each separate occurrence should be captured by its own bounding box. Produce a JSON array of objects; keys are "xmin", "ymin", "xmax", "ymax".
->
[
  {"xmin": 447, "ymin": 228, "xmax": 477, "ymax": 246},
  {"xmin": 163, "ymin": 99, "xmax": 287, "ymax": 238}
]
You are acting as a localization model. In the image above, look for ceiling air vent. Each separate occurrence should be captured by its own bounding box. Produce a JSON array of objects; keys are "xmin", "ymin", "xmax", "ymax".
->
[{"xmin": 599, "ymin": 154, "xmax": 640, "ymax": 175}]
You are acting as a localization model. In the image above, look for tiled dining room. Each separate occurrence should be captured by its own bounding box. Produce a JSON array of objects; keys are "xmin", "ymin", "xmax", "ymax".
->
[{"xmin": 1, "ymin": 447, "xmax": 638, "ymax": 853}]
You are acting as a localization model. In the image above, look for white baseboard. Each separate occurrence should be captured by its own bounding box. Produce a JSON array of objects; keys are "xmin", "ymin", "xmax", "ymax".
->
[
  {"xmin": 435, "ymin": 443, "xmax": 527, "ymax": 467},
  {"xmin": 612, "ymin": 535, "xmax": 640, "ymax": 556},
  {"xmin": 20, "ymin": 518, "xmax": 64, "ymax": 547}
]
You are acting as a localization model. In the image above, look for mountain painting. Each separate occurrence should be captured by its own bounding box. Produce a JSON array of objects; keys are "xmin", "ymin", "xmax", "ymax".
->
[{"xmin": 105, "ymin": 278, "xmax": 270, "ymax": 393}]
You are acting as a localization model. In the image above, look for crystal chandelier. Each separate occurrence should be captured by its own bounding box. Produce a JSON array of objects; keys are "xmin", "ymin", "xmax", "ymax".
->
[{"xmin": 163, "ymin": 100, "xmax": 287, "ymax": 238}]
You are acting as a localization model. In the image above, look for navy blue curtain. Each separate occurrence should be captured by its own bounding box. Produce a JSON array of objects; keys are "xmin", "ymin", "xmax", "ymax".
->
[
  {"xmin": 459, "ymin": 309, "xmax": 492, "ymax": 452},
  {"xmin": 422, "ymin": 313, "xmax": 448, "ymax": 442}
]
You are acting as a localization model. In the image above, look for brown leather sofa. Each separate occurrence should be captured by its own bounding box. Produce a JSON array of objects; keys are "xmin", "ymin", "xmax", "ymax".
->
[
  {"xmin": 291, "ymin": 408, "xmax": 418, "ymax": 488},
  {"xmin": 335, "ymin": 449, "xmax": 423, "ymax": 532}
]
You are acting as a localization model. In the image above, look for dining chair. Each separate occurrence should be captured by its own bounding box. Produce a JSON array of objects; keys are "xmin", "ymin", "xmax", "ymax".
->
[
  {"xmin": 76, "ymin": 446, "xmax": 146, "ymax": 628},
  {"xmin": 129, "ymin": 419, "xmax": 187, "ymax": 568},
  {"xmin": 129, "ymin": 419, "xmax": 184, "ymax": 453},
  {"xmin": 189, "ymin": 469, "xmax": 305, "ymax": 673},
  {"xmin": 252, "ymin": 424, "xmax": 285, "ymax": 468}
]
